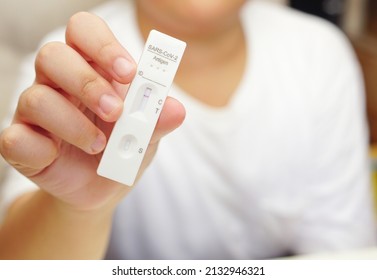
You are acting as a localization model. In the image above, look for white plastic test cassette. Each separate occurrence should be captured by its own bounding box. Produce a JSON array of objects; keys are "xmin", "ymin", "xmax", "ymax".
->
[{"xmin": 97, "ymin": 30, "xmax": 186, "ymax": 186}]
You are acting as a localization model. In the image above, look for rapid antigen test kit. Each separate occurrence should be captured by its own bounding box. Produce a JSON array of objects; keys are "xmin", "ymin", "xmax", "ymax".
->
[{"xmin": 97, "ymin": 30, "xmax": 186, "ymax": 186}]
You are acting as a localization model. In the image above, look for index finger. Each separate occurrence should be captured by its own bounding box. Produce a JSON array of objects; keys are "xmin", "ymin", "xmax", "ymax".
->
[{"xmin": 65, "ymin": 12, "xmax": 136, "ymax": 84}]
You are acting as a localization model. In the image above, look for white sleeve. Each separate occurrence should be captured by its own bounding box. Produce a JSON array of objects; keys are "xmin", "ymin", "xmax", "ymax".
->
[{"xmin": 291, "ymin": 24, "xmax": 377, "ymax": 254}]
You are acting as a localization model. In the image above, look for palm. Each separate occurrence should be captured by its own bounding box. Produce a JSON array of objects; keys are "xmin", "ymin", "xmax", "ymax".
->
[{"xmin": 30, "ymin": 108, "xmax": 129, "ymax": 211}]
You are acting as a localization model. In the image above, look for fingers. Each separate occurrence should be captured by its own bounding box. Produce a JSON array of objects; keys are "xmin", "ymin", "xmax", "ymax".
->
[
  {"xmin": 15, "ymin": 85, "xmax": 107, "ymax": 154},
  {"xmin": 66, "ymin": 12, "xmax": 136, "ymax": 83},
  {"xmin": 0, "ymin": 124, "xmax": 58, "ymax": 176},
  {"xmin": 35, "ymin": 42, "xmax": 123, "ymax": 122},
  {"xmin": 35, "ymin": 12, "xmax": 138, "ymax": 122},
  {"xmin": 3, "ymin": 11, "xmax": 185, "ymax": 183}
]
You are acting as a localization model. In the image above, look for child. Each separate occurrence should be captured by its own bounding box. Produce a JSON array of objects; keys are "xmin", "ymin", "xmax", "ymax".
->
[{"xmin": 0, "ymin": 0, "xmax": 376, "ymax": 259}]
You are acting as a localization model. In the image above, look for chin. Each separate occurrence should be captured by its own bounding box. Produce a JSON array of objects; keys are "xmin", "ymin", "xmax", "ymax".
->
[{"xmin": 137, "ymin": 0, "xmax": 245, "ymax": 38}]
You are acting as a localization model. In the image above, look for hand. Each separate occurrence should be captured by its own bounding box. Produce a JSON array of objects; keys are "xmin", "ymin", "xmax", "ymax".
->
[{"xmin": 0, "ymin": 12, "xmax": 185, "ymax": 212}]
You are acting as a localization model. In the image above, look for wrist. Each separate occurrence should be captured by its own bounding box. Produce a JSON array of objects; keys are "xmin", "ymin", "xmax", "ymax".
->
[
  {"xmin": 33, "ymin": 190, "xmax": 116, "ymax": 224},
  {"xmin": 2, "ymin": 189, "xmax": 115, "ymax": 259}
]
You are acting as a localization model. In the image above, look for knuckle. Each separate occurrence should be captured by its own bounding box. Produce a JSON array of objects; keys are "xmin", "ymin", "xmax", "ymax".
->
[
  {"xmin": 97, "ymin": 40, "xmax": 117, "ymax": 57},
  {"xmin": 80, "ymin": 75, "xmax": 102, "ymax": 99},
  {"xmin": 66, "ymin": 11, "xmax": 93, "ymax": 39},
  {"xmin": 74, "ymin": 122, "xmax": 96, "ymax": 147},
  {"xmin": 36, "ymin": 42, "xmax": 64, "ymax": 69},
  {"xmin": 18, "ymin": 86, "xmax": 46, "ymax": 115},
  {"xmin": 68, "ymin": 11, "xmax": 91, "ymax": 28},
  {"xmin": 0, "ymin": 128, "xmax": 20, "ymax": 160}
]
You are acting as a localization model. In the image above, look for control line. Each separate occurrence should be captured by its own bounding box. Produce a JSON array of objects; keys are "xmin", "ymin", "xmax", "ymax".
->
[{"xmin": 141, "ymin": 76, "xmax": 167, "ymax": 87}]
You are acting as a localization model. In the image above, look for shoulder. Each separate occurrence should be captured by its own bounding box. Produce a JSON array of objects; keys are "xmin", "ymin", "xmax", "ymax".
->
[
  {"xmin": 244, "ymin": 1, "xmax": 347, "ymax": 42},
  {"xmin": 243, "ymin": 0, "xmax": 354, "ymax": 64},
  {"xmin": 243, "ymin": 0, "xmax": 361, "ymax": 102}
]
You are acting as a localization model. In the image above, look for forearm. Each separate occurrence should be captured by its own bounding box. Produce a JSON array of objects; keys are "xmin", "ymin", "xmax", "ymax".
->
[{"xmin": 0, "ymin": 189, "xmax": 114, "ymax": 259}]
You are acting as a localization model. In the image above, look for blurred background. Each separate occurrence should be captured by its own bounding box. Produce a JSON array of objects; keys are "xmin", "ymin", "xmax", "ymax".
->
[{"xmin": 0, "ymin": 0, "xmax": 376, "ymax": 199}]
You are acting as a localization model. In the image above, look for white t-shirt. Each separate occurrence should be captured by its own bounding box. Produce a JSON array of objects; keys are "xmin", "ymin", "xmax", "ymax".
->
[{"xmin": 1, "ymin": 0, "xmax": 376, "ymax": 259}]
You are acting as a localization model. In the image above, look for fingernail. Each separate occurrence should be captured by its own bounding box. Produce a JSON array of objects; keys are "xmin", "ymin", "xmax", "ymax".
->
[
  {"xmin": 91, "ymin": 134, "xmax": 106, "ymax": 153},
  {"xmin": 113, "ymin": 57, "xmax": 134, "ymax": 78},
  {"xmin": 99, "ymin": 94, "xmax": 122, "ymax": 117}
]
